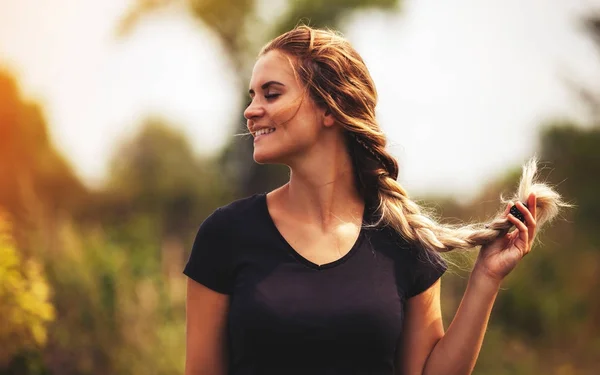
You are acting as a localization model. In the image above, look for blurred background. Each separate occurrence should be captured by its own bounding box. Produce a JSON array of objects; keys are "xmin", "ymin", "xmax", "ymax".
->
[{"xmin": 0, "ymin": 0, "xmax": 599, "ymax": 374}]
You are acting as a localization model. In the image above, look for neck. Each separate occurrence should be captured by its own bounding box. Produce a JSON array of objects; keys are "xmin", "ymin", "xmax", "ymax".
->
[{"xmin": 281, "ymin": 140, "xmax": 364, "ymax": 229}]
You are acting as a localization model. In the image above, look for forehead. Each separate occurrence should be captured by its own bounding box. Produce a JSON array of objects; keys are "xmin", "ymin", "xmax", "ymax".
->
[{"xmin": 249, "ymin": 50, "xmax": 297, "ymax": 88}]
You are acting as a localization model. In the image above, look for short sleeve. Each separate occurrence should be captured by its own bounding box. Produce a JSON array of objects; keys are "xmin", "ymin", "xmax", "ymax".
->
[
  {"xmin": 406, "ymin": 248, "xmax": 447, "ymax": 298},
  {"xmin": 183, "ymin": 208, "xmax": 234, "ymax": 294}
]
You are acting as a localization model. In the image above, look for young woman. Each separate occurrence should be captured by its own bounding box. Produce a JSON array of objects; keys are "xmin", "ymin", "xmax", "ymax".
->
[{"xmin": 183, "ymin": 25, "xmax": 567, "ymax": 375}]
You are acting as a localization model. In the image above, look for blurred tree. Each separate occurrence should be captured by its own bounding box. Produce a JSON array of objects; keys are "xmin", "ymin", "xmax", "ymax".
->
[
  {"xmin": 97, "ymin": 118, "xmax": 232, "ymax": 279},
  {"xmin": 0, "ymin": 69, "xmax": 87, "ymax": 374},
  {"xmin": 0, "ymin": 70, "xmax": 87, "ymax": 251},
  {"xmin": 104, "ymin": 118, "xmax": 229, "ymax": 237},
  {"xmin": 578, "ymin": 14, "xmax": 600, "ymax": 123}
]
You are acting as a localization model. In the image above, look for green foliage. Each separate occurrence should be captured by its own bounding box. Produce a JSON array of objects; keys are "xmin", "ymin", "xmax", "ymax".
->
[
  {"xmin": 0, "ymin": 211, "xmax": 54, "ymax": 369},
  {"xmin": 39, "ymin": 221, "xmax": 186, "ymax": 375},
  {"xmin": 540, "ymin": 124, "xmax": 600, "ymax": 242}
]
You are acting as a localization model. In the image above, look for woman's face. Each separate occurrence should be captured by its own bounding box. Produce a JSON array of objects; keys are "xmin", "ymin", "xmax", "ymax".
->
[{"xmin": 244, "ymin": 50, "xmax": 332, "ymax": 165}]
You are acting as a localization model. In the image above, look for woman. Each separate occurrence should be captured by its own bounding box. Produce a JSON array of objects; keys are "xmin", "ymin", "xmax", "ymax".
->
[{"xmin": 183, "ymin": 25, "xmax": 567, "ymax": 375}]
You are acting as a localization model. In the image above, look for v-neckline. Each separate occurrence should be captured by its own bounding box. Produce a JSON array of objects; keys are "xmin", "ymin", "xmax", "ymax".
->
[{"xmin": 259, "ymin": 193, "xmax": 366, "ymax": 271}]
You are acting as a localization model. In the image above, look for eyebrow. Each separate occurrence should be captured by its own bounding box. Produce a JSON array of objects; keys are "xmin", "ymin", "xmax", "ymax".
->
[{"xmin": 248, "ymin": 81, "xmax": 285, "ymax": 95}]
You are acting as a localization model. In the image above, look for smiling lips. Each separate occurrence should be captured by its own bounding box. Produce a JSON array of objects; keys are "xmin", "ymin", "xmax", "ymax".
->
[{"xmin": 253, "ymin": 127, "xmax": 276, "ymax": 141}]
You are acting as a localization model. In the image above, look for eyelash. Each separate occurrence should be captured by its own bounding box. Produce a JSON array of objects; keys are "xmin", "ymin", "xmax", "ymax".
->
[{"xmin": 246, "ymin": 94, "xmax": 280, "ymax": 107}]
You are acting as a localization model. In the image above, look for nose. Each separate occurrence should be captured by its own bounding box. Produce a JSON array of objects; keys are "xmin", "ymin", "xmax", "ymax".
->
[{"xmin": 244, "ymin": 99, "xmax": 265, "ymax": 122}]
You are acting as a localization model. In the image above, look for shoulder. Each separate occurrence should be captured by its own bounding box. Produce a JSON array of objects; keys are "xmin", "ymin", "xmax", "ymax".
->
[
  {"xmin": 220, "ymin": 193, "xmax": 266, "ymax": 214},
  {"xmin": 184, "ymin": 194, "xmax": 267, "ymax": 293},
  {"xmin": 204, "ymin": 193, "xmax": 267, "ymax": 230}
]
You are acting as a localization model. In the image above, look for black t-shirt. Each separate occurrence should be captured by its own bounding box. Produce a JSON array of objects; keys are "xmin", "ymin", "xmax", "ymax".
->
[{"xmin": 183, "ymin": 193, "xmax": 447, "ymax": 375}]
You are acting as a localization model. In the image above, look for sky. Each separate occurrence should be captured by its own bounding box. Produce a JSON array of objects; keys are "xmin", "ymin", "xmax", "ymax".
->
[{"xmin": 1, "ymin": 0, "xmax": 599, "ymax": 202}]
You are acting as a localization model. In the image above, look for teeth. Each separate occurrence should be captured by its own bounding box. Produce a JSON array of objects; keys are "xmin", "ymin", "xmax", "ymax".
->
[{"xmin": 255, "ymin": 128, "xmax": 275, "ymax": 136}]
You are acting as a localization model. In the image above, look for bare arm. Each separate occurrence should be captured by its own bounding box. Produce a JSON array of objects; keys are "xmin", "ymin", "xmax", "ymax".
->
[
  {"xmin": 397, "ymin": 272, "xmax": 500, "ymax": 375},
  {"xmin": 185, "ymin": 278, "xmax": 230, "ymax": 375},
  {"xmin": 424, "ymin": 270, "xmax": 500, "ymax": 375},
  {"xmin": 396, "ymin": 279, "xmax": 445, "ymax": 375}
]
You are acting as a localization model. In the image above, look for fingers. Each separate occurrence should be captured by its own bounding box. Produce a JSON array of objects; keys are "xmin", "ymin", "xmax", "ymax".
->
[
  {"xmin": 499, "ymin": 195, "xmax": 537, "ymax": 258},
  {"xmin": 517, "ymin": 195, "xmax": 537, "ymax": 247},
  {"xmin": 528, "ymin": 193, "xmax": 537, "ymax": 246},
  {"xmin": 507, "ymin": 212, "xmax": 529, "ymax": 255},
  {"xmin": 514, "ymin": 202, "xmax": 533, "ymax": 224},
  {"xmin": 528, "ymin": 193, "xmax": 537, "ymax": 221}
]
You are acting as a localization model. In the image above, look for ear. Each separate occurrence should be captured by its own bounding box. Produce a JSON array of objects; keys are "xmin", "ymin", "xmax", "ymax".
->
[{"xmin": 323, "ymin": 108, "xmax": 335, "ymax": 127}]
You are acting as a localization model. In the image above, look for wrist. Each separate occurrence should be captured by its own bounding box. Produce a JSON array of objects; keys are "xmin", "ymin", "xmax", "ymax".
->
[{"xmin": 471, "ymin": 264, "xmax": 503, "ymax": 290}]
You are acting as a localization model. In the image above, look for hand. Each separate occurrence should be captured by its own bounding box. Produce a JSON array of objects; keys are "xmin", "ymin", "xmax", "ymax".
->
[{"xmin": 474, "ymin": 193, "xmax": 537, "ymax": 282}]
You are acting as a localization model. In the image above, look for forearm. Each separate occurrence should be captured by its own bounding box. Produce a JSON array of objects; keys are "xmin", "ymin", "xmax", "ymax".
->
[{"xmin": 423, "ymin": 269, "xmax": 502, "ymax": 375}]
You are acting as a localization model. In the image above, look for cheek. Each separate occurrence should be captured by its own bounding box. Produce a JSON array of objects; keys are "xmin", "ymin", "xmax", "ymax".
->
[
  {"xmin": 268, "ymin": 94, "xmax": 319, "ymax": 128},
  {"xmin": 277, "ymin": 101, "xmax": 321, "ymax": 135},
  {"xmin": 294, "ymin": 106, "xmax": 323, "ymax": 139},
  {"xmin": 269, "ymin": 99, "xmax": 302, "ymax": 128}
]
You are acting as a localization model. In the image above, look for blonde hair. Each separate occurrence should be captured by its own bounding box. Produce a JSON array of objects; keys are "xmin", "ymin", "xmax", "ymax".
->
[{"xmin": 262, "ymin": 25, "xmax": 570, "ymax": 253}]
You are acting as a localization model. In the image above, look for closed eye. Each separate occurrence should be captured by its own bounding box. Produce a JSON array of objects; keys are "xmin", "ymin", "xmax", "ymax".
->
[{"xmin": 246, "ymin": 93, "xmax": 280, "ymax": 108}]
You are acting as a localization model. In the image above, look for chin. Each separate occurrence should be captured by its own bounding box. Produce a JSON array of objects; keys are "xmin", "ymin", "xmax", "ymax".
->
[
  {"xmin": 253, "ymin": 151, "xmax": 281, "ymax": 165},
  {"xmin": 253, "ymin": 146, "xmax": 289, "ymax": 165}
]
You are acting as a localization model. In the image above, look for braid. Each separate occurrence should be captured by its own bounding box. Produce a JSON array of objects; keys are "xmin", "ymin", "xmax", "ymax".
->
[
  {"xmin": 350, "ymin": 133, "xmax": 398, "ymax": 180},
  {"xmin": 359, "ymin": 134, "xmax": 570, "ymax": 253}
]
